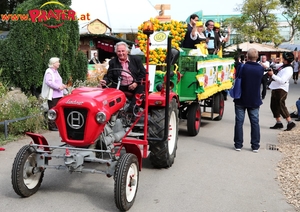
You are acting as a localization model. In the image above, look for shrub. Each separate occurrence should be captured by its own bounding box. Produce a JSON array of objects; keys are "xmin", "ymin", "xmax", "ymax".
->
[
  {"xmin": 0, "ymin": 90, "xmax": 45, "ymax": 142},
  {"xmin": 0, "ymin": 0, "xmax": 86, "ymax": 95}
]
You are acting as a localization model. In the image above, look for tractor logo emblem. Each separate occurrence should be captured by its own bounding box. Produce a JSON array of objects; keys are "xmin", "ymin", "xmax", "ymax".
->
[{"xmin": 67, "ymin": 111, "xmax": 84, "ymax": 129}]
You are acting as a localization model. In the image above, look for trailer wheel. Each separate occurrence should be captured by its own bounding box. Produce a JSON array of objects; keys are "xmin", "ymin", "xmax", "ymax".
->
[
  {"xmin": 114, "ymin": 153, "xmax": 139, "ymax": 211},
  {"xmin": 11, "ymin": 145, "xmax": 44, "ymax": 197},
  {"xmin": 148, "ymin": 98, "xmax": 179, "ymax": 168},
  {"xmin": 187, "ymin": 102, "xmax": 201, "ymax": 136},
  {"xmin": 213, "ymin": 92, "xmax": 224, "ymax": 121}
]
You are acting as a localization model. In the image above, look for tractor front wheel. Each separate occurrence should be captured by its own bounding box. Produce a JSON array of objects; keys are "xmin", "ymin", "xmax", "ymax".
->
[
  {"xmin": 114, "ymin": 153, "xmax": 139, "ymax": 211},
  {"xmin": 11, "ymin": 145, "xmax": 44, "ymax": 197}
]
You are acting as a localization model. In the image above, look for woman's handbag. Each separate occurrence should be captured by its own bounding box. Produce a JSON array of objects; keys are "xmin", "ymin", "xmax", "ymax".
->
[{"xmin": 229, "ymin": 64, "xmax": 244, "ymax": 99}]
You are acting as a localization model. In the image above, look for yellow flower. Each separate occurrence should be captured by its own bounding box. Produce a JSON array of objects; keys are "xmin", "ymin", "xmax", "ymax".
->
[{"xmin": 137, "ymin": 18, "xmax": 185, "ymax": 64}]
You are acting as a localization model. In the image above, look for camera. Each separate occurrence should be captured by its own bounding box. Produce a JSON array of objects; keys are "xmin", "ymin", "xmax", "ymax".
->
[{"xmin": 267, "ymin": 64, "xmax": 277, "ymax": 72}]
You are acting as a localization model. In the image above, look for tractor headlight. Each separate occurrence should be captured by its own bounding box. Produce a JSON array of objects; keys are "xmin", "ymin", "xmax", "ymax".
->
[
  {"xmin": 96, "ymin": 112, "xmax": 107, "ymax": 123},
  {"xmin": 48, "ymin": 109, "xmax": 57, "ymax": 121}
]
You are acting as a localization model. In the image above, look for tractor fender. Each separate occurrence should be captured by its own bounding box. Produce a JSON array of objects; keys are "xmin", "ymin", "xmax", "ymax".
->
[
  {"xmin": 148, "ymin": 91, "xmax": 179, "ymax": 107},
  {"xmin": 25, "ymin": 132, "xmax": 50, "ymax": 152},
  {"xmin": 121, "ymin": 143, "xmax": 143, "ymax": 171}
]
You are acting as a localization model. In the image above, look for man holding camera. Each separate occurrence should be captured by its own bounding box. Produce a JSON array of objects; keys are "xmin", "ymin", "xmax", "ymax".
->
[{"xmin": 258, "ymin": 55, "xmax": 270, "ymax": 100}]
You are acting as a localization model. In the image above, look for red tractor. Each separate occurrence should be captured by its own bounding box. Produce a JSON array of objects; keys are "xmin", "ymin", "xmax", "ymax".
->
[{"xmin": 11, "ymin": 36, "xmax": 179, "ymax": 211}]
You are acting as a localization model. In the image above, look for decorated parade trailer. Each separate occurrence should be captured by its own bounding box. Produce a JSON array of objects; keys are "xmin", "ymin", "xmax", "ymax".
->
[{"xmin": 137, "ymin": 18, "xmax": 235, "ymax": 136}]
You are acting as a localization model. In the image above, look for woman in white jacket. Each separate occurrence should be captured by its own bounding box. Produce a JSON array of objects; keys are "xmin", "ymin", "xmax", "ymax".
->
[
  {"xmin": 268, "ymin": 52, "xmax": 296, "ymax": 131},
  {"xmin": 41, "ymin": 57, "xmax": 67, "ymax": 131}
]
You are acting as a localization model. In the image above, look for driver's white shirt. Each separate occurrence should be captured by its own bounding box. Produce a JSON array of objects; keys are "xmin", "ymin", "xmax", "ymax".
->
[{"xmin": 119, "ymin": 58, "xmax": 133, "ymax": 85}]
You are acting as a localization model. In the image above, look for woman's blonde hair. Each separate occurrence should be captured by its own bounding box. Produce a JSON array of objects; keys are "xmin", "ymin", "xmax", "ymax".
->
[{"xmin": 48, "ymin": 57, "xmax": 60, "ymax": 68}]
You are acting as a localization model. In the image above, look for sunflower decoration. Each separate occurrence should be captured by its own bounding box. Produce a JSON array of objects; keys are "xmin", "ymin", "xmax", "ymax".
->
[{"xmin": 137, "ymin": 18, "xmax": 187, "ymax": 65}]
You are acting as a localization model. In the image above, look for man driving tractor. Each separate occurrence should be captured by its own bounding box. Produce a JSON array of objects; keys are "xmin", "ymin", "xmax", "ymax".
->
[{"xmin": 100, "ymin": 41, "xmax": 146, "ymax": 113}]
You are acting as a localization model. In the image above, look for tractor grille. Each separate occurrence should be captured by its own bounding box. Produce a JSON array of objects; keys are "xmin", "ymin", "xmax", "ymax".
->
[{"xmin": 64, "ymin": 108, "xmax": 88, "ymax": 140}]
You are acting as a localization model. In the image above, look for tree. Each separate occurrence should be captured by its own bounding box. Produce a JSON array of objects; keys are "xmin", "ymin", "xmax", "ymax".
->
[
  {"xmin": 280, "ymin": 0, "xmax": 300, "ymax": 42},
  {"xmin": 224, "ymin": 0, "xmax": 284, "ymax": 45},
  {"xmin": 0, "ymin": 0, "xmax": 87, "ymax": 96}
]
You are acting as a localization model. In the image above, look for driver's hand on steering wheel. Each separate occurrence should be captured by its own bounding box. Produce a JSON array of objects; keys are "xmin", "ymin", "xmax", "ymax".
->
[
  {"xmin": 128, "ymin": 82, "xmax": 138, "ymax": 91},
  {"xmin": 99, "ymin": 80, "xmax": 106, "ymax": 87}
]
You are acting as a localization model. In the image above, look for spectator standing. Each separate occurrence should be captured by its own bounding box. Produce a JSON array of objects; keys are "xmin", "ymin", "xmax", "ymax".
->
[
  {"xmin": 233, "ymin": 48, "xmax": 264, "ymax": 152},
  {"xmin": 41, "ymin": 57, "xmax": 67, "ymax": 131},
  {"xmin": 268, "ymin": 52, "xmax": 296, "ymax": 131},
  {"xmin": 258, "ymin": 55, "xmax": 270, "ymax": 99},
  {"xmin": 295, "ymin": 98, "xmax": 300, "ymax": 121},
  {"xmin": 272, "ymin": 57, "xmax": 283, "ymax": 67},
  {"xmin": 182, "ymin": 14, "xmax": 199, "ymax": 49},
  {"xmin": 292, "ymin": 57, "xmax": 300, "ymax": 84}
]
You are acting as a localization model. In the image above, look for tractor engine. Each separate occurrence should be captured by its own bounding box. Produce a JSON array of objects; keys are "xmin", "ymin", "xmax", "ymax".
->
[{"xmin": 98, "ymin": 115, "xmax": 126, "ymax": 150}]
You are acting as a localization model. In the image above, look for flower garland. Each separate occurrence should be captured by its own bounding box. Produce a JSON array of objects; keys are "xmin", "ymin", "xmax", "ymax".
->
[{"xmin": 137, "ymin": 18, "xmax": 187, "ymax": 65}]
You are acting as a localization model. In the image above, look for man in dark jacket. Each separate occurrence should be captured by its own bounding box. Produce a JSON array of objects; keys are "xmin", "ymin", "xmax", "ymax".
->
[
  {"xmin": 100, "ymin": 41, "xmax": 146, "ymax": 112},
  {"xmin": 233, "ymin": 48, "xmax": 264, "ymax": 152},
  {"xmin": 181, "ymin": 14, "xmax": 199, "ymax": 49}
]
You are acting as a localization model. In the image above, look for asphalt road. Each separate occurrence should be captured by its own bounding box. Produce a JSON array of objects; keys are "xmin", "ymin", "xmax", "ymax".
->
[{"xmin": 0, "ymin": 79, "xmax": 298, "ymax": 212}]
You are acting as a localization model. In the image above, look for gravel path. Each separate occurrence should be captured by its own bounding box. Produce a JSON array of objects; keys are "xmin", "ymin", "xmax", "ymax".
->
[{"xmin": 277, "ymin": 123, "xmax": 300, "ymax": 211}]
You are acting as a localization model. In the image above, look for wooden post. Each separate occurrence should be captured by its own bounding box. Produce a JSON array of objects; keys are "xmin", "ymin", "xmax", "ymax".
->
[{"xmin": 154, "ymin": 4, "xmax": 171, "ymax": 22}]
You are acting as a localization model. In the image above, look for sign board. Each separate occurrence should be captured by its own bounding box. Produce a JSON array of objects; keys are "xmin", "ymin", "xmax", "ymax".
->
[
  {"xmin": 149, "ymin": 31, "xmax": 170, "ymax": 50},
  {"xmin": 87, "ymin": 19, "xmax": 107, "ymax": 34}
]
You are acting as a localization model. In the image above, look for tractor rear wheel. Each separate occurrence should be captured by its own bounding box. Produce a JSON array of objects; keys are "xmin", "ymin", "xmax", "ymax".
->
[
  {"xmin": 114, "ymin": 153, "xmax": 139, "ymax": 211},
  {"xmin": 213, "ymin": 92, "xmax": 224, "ymax": 121},
  {"xmin": 11, "ymin": 145, "xmax": 44, "ymax": 197},
  {"xmin": 187, "ymin": 102, "xmax": 201, "ymax": 136},
  {"xmin": 148, "ymin": 98, "xmax": 179, "ymax": 168}
]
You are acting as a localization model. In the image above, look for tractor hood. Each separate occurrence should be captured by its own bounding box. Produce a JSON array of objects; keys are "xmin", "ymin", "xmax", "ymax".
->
[
  {"xmin": 52, "ymin": 87, "xmax": 126, "ymax": 147},
  {"xmin": 58, "ymin": 87, "xmax": 126, "ymax": 111}
]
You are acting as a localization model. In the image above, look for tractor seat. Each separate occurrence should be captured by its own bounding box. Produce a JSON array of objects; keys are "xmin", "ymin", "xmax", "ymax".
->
[{"xmin": 123, "ymin": 91, "xmax": 134, "ymax": 99}]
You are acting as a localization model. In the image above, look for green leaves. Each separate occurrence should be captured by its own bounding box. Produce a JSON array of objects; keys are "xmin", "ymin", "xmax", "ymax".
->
[
  {"xmin": 0, "ymin": 0, "xmax": 86, "ymax": 93},
  {"xmin": 225, "ymin": 0, "xmax": 283, "ymax": 44}
]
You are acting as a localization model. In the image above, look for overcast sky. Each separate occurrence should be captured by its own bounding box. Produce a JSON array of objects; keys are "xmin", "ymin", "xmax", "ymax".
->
[
  {"xmin": 147, "ymin": 0, "xmax": 244, "ymax": 21},
  {"xmin": 70, "ymin": 0, "xmax": 245, "ymax": 33}
]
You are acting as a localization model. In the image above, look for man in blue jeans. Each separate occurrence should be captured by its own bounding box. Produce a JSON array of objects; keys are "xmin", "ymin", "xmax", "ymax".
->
[
  {"xmin": 295, "ymin": 99, "xmax": 300, "ymax": 121},
  {"xmin": 233, "ymin": 48, "xmax": 264, "ymax": 152}
]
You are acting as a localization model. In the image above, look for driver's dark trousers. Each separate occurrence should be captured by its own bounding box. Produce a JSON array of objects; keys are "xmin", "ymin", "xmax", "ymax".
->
[{"xmin": 120, "ymin": 84, "xmax": 145, "ymax": 112}]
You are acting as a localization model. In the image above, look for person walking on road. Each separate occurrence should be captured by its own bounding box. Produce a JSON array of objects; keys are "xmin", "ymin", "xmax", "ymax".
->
[
  {"xmin": 268, "ymin": 52, "xmax": 296, "ymax": 131},
  {"xmin": 233, "ymin": 48, "xmax": 264, "ymax": 152},
  {"xmin": 292, "ymin": 57, "xmax": 300, "ymax": 84},
  {"xmin": 258, "ymin": 55, "xmax": 270, "ymax": 99}
]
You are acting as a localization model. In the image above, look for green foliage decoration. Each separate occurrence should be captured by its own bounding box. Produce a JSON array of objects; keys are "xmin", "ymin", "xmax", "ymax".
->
[
  {"xmin": 1, "ymin": 0, "xmax": 86, "ymax": 93},
  {"xmin": 72, "ymin": 50, "xmax": 88, "ymax": 82}
]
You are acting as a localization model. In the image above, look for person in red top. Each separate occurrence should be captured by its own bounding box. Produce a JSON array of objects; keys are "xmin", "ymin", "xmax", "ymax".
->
[{"xmin": 100, "ymin": 42, "xmax": 146, "ymax": 113}]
